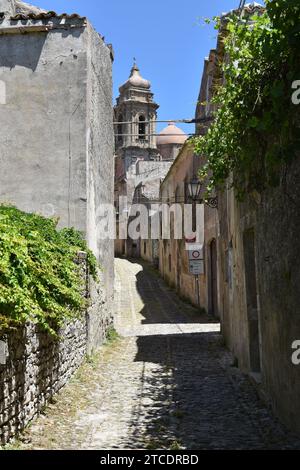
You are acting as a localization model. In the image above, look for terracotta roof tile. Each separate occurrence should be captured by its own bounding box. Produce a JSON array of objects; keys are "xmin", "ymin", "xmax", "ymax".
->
[{"xmin": 10, "ymin": 12, "xmax": 86, "ymax": 21}]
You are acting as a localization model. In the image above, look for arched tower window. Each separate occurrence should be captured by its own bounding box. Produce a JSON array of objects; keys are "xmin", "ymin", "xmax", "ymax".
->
[
  {"xmin": 117, "ymin": 114, "xmax": 123, "ymax": 143},
  {"xmin": 138, "ymin": 115, "xmax": 146, "ymax": 140}
]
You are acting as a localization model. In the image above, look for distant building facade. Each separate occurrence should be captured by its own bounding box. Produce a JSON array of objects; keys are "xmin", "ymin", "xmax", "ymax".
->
[
  {"xmin": 158, "ymin": 97, "xmax": 219, "ymax": 312},
  {"xmin": 158, "ymin": 142, "xmax": 207, "ymax": 307},
  {"xmin": 114, "ymin": 63, "xmax": 187, "ymax": 260}
]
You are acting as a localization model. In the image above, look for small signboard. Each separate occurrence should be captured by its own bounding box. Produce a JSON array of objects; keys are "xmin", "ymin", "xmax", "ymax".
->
[
  {"xmin": 188, "ymin": 248, "xmax": 203, "ymax": 261},
  {"xmin": 189, "ymin": 260, "xmax": 204, "ymax": 276},
  {"xmin": 186, "ymin": 243, "xmax": 203, "ymax": 256},
  {"xmin": 185, "ymin": 243, "xmax": 202, "ymax": 251}
]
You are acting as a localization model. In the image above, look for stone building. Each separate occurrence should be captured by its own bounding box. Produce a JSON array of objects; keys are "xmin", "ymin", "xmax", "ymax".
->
[
  {"xmin": 157, "ymin": 43, "xmax": 221, "ymax": 311},
  {"xmin": 0, "ymin": 0, "xmax": 115, "ymax": 351},
  {"xmin": 159, "ymin": 142, "xmax": 205, "ymax": 307},
  {"xmin": 158, "ymin": 140, "xmax": 218, "ymax": 311},
  {"xmin": 132, "ymin": 159, "xmax": 172, "ymax": 266},
  {"xmin": 114, "ymin": 63, "xmax": 187, "ymax": 259},
  {"xmin": 195, "ymin": 3, "xmax": 300, "ymax": 436}
]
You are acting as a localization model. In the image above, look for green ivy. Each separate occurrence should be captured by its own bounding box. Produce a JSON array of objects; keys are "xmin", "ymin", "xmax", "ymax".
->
[
  {"xmin": 0, "ymin": 205, "xmax": 98, "ymax": 336},
  {"xmin": 193, "ymin": 0, "xmax": 300, "ymax": 197}
]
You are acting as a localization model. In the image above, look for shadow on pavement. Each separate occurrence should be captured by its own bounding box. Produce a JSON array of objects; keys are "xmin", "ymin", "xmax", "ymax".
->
[{"xmin": 118, "ymin": 258, "xmax": 298, "ymax": 450}]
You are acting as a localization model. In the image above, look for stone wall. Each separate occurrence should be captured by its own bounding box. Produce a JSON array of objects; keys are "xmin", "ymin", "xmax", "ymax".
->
[
  {"xmin": 218, "ymin": 157, "xmax": 300, "ymax": 436},
  {"xmin": 85, "ymin": 22, "xmax": 115, "ymax": 351},
  {"xmin": 156, "ymin": 143, "xmax": 183, "ymax": 162},
  {"xmin": 0, "ymin": 255, "xmax": 90, "ymax": 445},
  {"xmin": 0, "ymin": 318, "xmax": 87, "ymax": 445},
  {"xmin": 255, "ymin": 160, "xmax": 300, "ymax": 434}
]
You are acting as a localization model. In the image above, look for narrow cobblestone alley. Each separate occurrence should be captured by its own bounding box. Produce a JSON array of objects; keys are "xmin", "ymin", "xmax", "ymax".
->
[{"xmin": 12, "ymin": 258, "xmax": 300, "ymax": 450}]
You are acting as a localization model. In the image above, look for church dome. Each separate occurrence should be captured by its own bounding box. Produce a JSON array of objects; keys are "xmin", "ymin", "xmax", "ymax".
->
[
  {"xmin": 156, "ymin": 122, "xmax": 188, "ymax": 146},
  {"xmin": 120, "ymin": 63, "xmax": 151, "ymax": 90}
]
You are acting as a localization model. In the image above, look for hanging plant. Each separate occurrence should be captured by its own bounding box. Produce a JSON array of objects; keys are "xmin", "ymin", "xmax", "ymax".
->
[
  {"xmin": 193, "ymin": 0, "xmax": 300, "ymax": 198},
  {"xmin": 0, "ymin": 205, "xmax": 98, "ymax": 336}
]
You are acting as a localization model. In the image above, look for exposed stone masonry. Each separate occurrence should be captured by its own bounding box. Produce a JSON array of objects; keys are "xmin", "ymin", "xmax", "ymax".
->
[{"xmin": 0, "ymin": 256, "xmax": 89, "ymax": 445}]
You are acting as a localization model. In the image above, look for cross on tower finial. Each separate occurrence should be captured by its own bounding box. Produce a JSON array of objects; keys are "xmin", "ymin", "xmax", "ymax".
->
[{"xmin": 131, "ymin": 58, "xmax": 139, "ymax": 74}]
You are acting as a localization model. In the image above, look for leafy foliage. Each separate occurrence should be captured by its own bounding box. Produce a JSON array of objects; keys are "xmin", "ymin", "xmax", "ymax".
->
[
  {"xmin": 0, "ymin": 206, "xmax": 98, "ymax": 336},
  {"xmin": 193, "ymin": 0, "xmax": 300, "ymax": 197}
]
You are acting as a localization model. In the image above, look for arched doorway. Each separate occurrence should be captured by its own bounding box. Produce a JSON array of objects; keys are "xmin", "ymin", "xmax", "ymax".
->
[{"xmin": 208, "ymin": 239, "xmax": 218, "ymax": 316}]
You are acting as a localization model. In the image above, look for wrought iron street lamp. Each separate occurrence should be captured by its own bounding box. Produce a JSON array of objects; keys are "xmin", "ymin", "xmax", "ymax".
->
[
  {"xmin": 187, "ymin": 178, "xmax": 202, "ymax": 202},
  {"xmin": 186, "ymin": 179, "xmax": 218, "ymax": 209}
]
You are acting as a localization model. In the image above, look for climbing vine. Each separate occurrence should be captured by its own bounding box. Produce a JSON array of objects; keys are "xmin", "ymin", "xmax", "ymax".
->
[
  {"xmin": 0, "ymin": 206, "xmax": 98, "ymax": 336},
  {"xmin": 193, "ymin": 0, "xmax": 300, "ymax": 197}
]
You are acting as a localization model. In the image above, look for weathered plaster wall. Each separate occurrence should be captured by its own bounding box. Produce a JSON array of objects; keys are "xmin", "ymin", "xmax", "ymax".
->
[
  {"xmin": 218, "ymin": 187, "xmax": 252, "ymax": 370},
  {"xmin": 159, "ymin": 144, "xmax": 209, "ymax": 310},
  {"xmin": 157, "ymin": 143, "xmax": 183, "ymax": 162},
  {"xmin": 219, "ymin": 159, "xmax": 300, "ymax": 435},
  {"xmin": 0, "ymin": 25, "xmax": 88, "ymax": 231},
  {"xmin": 85, "ymin": 23, "xmax": 114, "ymax": 350}
]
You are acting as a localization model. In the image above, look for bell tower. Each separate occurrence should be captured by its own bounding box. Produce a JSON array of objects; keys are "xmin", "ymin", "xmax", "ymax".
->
[{"xmin": 114, "ymin": 62, "xmax": 160, "ymax": 168}]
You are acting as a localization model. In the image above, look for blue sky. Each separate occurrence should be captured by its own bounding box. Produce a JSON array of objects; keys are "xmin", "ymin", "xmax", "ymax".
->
[{"xmin": 32, "ymin": 1, "xmax": 261, "ymax": 133}]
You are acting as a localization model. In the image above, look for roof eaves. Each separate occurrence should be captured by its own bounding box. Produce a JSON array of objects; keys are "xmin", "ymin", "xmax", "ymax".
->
[{"xmin": 10, "ymin": 12, "xmax": 86, "ymax": 21}]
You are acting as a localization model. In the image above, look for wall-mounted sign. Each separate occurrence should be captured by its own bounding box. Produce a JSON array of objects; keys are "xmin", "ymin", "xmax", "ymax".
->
[
  {"xmin": 188, "ymin": 248, "xmax": 203, "ymax": 261},
  {"xmin": 189, "ymin": 259, "xmax": 204, "ymax": 276},
  {"xmin": 186, "ymin": 243, "xmax": 204, "ymax": 268},
  {"xmin": 186, "ymin": 243, "xmax": 203, "ymax": 253}
]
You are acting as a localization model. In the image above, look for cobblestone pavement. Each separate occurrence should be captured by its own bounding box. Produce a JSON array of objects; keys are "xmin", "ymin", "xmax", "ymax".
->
[{"xmin": 12, "ymin": 258, "xmax": 300, "ymax": 450}]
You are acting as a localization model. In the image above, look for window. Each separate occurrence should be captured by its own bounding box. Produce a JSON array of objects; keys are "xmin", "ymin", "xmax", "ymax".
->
[
  {"xmin": 138, "ymin": 115, "xmax": 146, "ymax": 140},
  {"xmin": 144, "ymin": 242, "xmax": 147, "ymax": 255}
]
